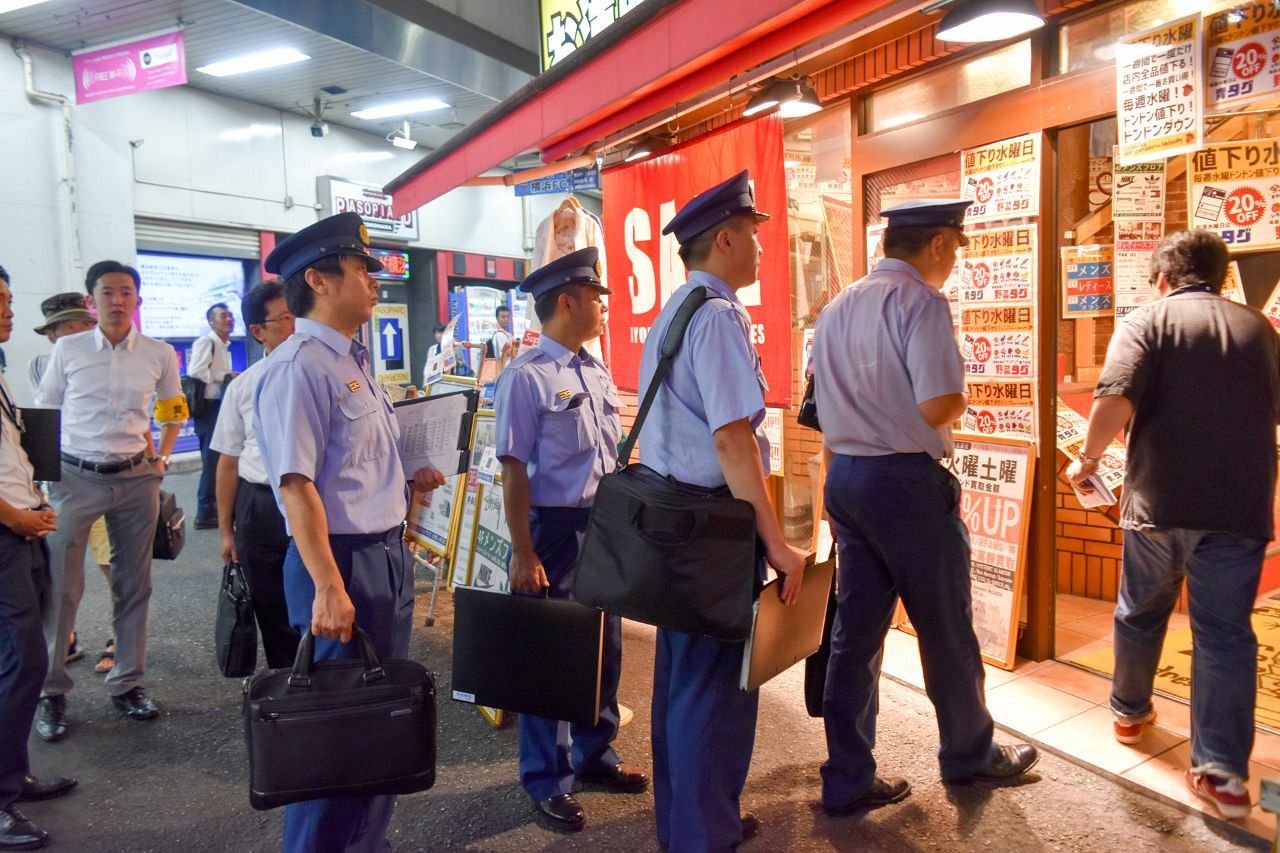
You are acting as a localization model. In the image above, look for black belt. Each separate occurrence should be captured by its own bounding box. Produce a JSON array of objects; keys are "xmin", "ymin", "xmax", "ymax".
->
[{"xmin": 61, "ymin": 450, "xmax": 147, "ymax": 475}]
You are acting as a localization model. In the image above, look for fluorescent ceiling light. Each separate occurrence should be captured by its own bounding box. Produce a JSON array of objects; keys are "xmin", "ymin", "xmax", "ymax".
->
[
  {"xmin": 0, "ymin": 1, "xmax": 52, "ymax": 12},
  {"xmin": 937, "ymin": 0, "xmax": 1044, "ymax": 42},
  {"xmin": 337, "ymin": 151, "xmax": 396, "ymax": 162},
  {"xmin": 352, "ymin": 97, "xmax": 449, "ymax": 120},
  {"xmin": 624, "ymin": 144, "xmax": 652, "ymax": 162},
  {"xmin": 391, "ymin": 135, "xmax": 419, "ymax": 150},
  {"xmin": 218, "ymin": 123, "xmax": 282, "ymax": 142},
  {"xmin": 196, "ymin": 47, "xmax": 310, "ymax": 78}
]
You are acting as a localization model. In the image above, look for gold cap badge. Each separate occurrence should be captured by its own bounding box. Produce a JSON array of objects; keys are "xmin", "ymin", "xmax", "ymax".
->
[
  {"xmin": 594, "ymin": 259, "xmax": 603, "ymax": 278},
  {"xmin": 359, "ymin": 224, "xmax": 369, "ymax": 246}
]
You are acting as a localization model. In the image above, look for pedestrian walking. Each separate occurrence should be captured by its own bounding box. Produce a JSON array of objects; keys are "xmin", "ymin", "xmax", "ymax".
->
[{"xmin": 189, "ymin": 302, "xmax": 238, "ymax": 528}]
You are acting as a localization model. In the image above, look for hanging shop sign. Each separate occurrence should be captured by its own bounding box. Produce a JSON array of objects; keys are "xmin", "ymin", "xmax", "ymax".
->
[
  {"xmin": 1114, "ymin": 220, "xmax": 1165, "ymax": 322},
  {"xmin": 319, "ymin": 177, "xmax": 420, "ymax": 242},
  {"xmin": 371, "ymin": 303, "xmax": 411, "ymax": 384},
  {"xmin": 370, "ymin": 249, "xmax": 410, "ymax": 281},
  {"xmin": 73, "ymin": 28, "xmax": 186, "ymax": 105},
  {"xmin": 960, "ymin": 134, "xmax": 1040, "ymax": 224},
  {"xmin": 1061, "ymin": 245, "xmax": 1115, "ymax": 318},
  {"xmin": 1222, "ymin": 260, "xmax": 1248, "ymax": 304},
  {"xmin": 961, "ymin": 305, "xmax": 1034, "ymax": 380},
  {"xmin": 958, "ymin": 226, "xmax": 1037, "ymax": 305},
  {"xmin": 964, "ymin": 380, "xmax": 1034, "ymax": 439},
  {"xmin": 540, "ymin": 0, "xmax": 646, "ymax": 70},
  {"xmin": 1115, "ymin": 15, "xmax": 1203, "ymax": 166},
  {"xmin": 603, "ymin": 116, "xmax": 791, "ymax": 405},
  {"xmin": 513, "ymin": 163, "xmax": 601, "ymax": 196},
  {"xmin": 1111, "ymin": 152, "xmax": 1165, "ymax": 219},
  {"xmin": 1189, "ymin": 138, "xmax": 1280, "ymax": 250},
  {"xmin": 1205, "ymin": 2, "xmax": 1280, "ymax": 111}
]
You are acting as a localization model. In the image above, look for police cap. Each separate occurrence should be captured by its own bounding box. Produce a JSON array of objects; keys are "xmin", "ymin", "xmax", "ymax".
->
[
  {"xmin": 661, "ymin": 169, "xmax": 770, "ymax": 245},
  {"xmin": 880, "ymin": 198, "xmax": 972, "ymax": 230},
  {"xmin": 518, "ymin": 247, "xmax": 610, "ymax": 299},
  {"xmin": 264, "ymin": 212, "xmax": 385, "ymax": 280}
]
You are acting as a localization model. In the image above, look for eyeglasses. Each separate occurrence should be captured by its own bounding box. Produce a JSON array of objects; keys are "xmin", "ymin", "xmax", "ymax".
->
[{"xmin": 262, "ymin": 312, "xmax": 294, "ymax": 325}]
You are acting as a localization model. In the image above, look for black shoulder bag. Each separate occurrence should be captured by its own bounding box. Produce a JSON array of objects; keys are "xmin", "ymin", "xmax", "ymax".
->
[{"xmin": 573, "ymin": 287, "xmax": 760, "ymax": 641}]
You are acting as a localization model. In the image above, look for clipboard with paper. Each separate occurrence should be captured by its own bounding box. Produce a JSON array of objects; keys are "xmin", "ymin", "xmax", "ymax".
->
[{"xmin": 393, "ymin": 388, "xmax": 478, "ymax": 477}]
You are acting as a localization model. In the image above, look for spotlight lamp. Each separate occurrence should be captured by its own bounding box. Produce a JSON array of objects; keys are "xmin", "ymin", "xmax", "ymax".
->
[
  {"xmin": 745, "ymin": 77, "xmax": 823, "ymax": 118},
  {"xmin": 936, "ymin": 0, "xmax": 1045, "ymax": 42}
]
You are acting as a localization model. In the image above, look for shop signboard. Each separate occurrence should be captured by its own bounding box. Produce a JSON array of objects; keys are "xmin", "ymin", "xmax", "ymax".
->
[
  {"xmin": 405, "ymin": 475, "xmax": 462, "ymax": 556},
  {"xmin": 1114, "ymin": 220, "xmax": 1164, "ymax": 321},
  {"xmin": 540, "ymin": 0, "xmax": 646, "ymax": 69},
  {"xmin": 1205, "ymin": 2, "xmax": 1280, "ymax": 111},
  {"xmin": 958, "ymin": 226, "xmax": 1037, "ymax": 305},
  {"xmin": 959, "ymin": 134, "xmax": 1040, "ymax": 223},
  {"xmin": 1061, "ymin": 245, "xmax": 1114, "ymax": 318},
  {"xmin": 1111, "ymin": 152, "xmax": 1165, "ymax": 219},
  {"xmin": 963, "ymin": 380, "xmax": 1034, "ymax": 439},
  {"xmin": 1222, "ymin": 260, "xmax": 1248, "ymax": 304},
  {"xmin": 603, "ymin": 115, "xmax": 791, "ymax": 405},
  {"xmin": 320, "ymin": 177, "xmax": 420, "ymax": 242},
  {"xmin": 468, "ymin": 485, "xmax": 511, "ymax": 594},
  {"xmin": 1189, "ymin": 138, "xmax": 1280, "ymax": 250},
  {"xmin": 1262, "ymin": 278, "xmax": 1280, "ymax": 332},
  {"xmin": 73, "ymin": 28, "xmax": 186, "ymax": 104},
  {"xmin": 513, "ymin": 163, "xmax": 601, "ymax": 196},
  {"xmin": 960, "ymin": 305, "xmax": 1033, "ymax": 380},
  {"xmin": 1115, "ymin": 15, "xmax": 1202, "ymax": 166},
  {"xmin": 371, "ymin": 303, "xmax": 410, "ymax": 384},
  {"xmin": 763, "ymin": 408, "xmax": 784, "ymax": 476}
]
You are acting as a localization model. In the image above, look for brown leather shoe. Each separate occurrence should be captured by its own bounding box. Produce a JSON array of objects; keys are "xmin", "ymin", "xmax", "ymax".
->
[
  {"xmin": 575, "ymin": 762, "xmax": 649, "ymax": 793},
  {"xmin": 532, "ymin": 793, "xmax": 585, "ymax": 832},
  {"xmin": 824, "ymin": 776, "xmax": 912, "ymax": 815}
]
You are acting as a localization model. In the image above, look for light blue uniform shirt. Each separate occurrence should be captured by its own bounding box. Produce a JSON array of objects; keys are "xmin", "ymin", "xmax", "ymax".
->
[
  {"xmin": 811, "ymin": 258, "xmax": 965, "ymax": 459},
  {"xmin": 254, "ymin": 317, "xmax": 408, "ymax": 535},
  {"xmin": 495, "ymin": 334, "xmax": 622, "ymax": 507},
  {"xmin": 637, "ymin": 272, "xmax": 769, "ymax": 489}
]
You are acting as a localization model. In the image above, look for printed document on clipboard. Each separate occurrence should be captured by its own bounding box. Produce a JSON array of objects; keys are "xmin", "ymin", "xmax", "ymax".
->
[{"xmin": 393, "ymin": 389, "xmax": 478, "ymax": 476}]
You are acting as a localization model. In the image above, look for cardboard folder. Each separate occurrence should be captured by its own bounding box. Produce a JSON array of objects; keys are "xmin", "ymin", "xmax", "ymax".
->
[
  {"xmin": 451, "ymin": 588, "xmax": 604, "ymax": 727},
  {"xmin": 740, "ymin": 557, "xmax": 837, "ymax": 692}
]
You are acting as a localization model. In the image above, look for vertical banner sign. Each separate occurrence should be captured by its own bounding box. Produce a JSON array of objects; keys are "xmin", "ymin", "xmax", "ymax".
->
[
  {"xmin": 959, "ymin": 226, "xmax": 1037, "ymax": 305},
  {"xmin": 371, "ymin": 303, "xmax": 410, "ymax": 384},
  {"xmin": 1061, "ymin": 246, "xmax": 1115, "ymax": 317},
  {"xmin": 1205, "ymin": 2, "xmax": 1280, "ymax": 111},
  {"xmin": 945, "ymin": 435, "xmax": 1036, "ymax": 670},
  {"xmin": 1222, "ymin": 260, "xmax": 1248, "ymax": 304},
  {"xmin": 73, "ymin": 29, "xmax": 186, "ymax": 104},
  {"xmin": 1189, "ymin": 138, "xmax": 1280, "ymax": 250},
  {"xmin": 603, "ymin": 116, "xmax": 791, "ymax": 405},
  {"xmin": 1114, "ymin": 220, "xmax": 1165, "ymax": 321},
  {"xmin": 960, "ymin": 134, "xmax": 1040, "ymax": 224},
  {"xmin": 1116, "ymin": 15, "xmax": 1202, "ymax": 166},
  {"xmin": 961, "ymin": 306, "xmax": 1034, "ymax": 380},
  {"xmin": 1111, "ymin": 152, "xmax": 1166, "ymax": 219},
  {"xmin": 964, "ymin": 380, "xmax": 1035, "ymax": 438}
]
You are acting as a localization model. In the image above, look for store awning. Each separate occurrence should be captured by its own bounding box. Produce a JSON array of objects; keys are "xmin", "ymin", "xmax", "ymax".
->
[{"xmin": 384, "ymin": 0, "xmax": 898, "ymax": 213}]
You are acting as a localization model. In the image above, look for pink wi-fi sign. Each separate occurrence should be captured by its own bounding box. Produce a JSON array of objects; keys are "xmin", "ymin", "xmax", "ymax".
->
[{"xmin": 73, "ymin": 29, "xmax": 187, "ymax": 105}]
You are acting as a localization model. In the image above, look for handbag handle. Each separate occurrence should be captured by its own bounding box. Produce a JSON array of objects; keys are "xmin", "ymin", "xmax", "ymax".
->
[
  {"xmin": 617, "ymin": 286, "xmax": 710, "ymax": 468},
  {"xmin": 223, "ymin": 560, "xmax": 252, "ymax": 600},
  {"xmin": 628, "ymin": 497, "xmax": 705, "ymax": 546},
  {"xmin": 287, "ymin": 626, "xmax": 386, "ymax": 689}
]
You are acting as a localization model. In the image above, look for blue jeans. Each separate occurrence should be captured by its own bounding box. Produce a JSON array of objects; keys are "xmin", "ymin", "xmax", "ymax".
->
[{"xmin": 1112, "ymin": 527, "xmax": 1265, "ymax": 780}]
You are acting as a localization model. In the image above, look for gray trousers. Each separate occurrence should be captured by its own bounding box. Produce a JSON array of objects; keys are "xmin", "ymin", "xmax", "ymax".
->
[{"xmin": 43, "ymin": 461, "xmax": 162, "ymax": 698}]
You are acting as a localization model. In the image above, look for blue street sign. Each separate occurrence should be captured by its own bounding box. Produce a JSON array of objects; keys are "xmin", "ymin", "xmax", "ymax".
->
[
  {"xmin": 379, "ymin": 317, "xmax": 402, "ymax": 361},
  {"xmin": 513, "ymin": 163, "xmax": 601, "ymax": 196}
]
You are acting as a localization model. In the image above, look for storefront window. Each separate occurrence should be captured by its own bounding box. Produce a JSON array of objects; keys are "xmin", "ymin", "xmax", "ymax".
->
[{"xmin": 1058, "ymin": 0, "xmax": 1237, "ymax": 74}]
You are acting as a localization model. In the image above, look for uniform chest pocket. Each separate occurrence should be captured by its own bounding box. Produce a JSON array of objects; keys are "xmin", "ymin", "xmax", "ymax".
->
[
  {"xmin": 540, "ymin": 406, "xmax": 590, "ymax": 458},
  {"xmin": 601, "ymin": 391, "xmax": 624, "ymax": 451},
  {"xmin": 123, "ymin": 369, "xmax": 159, "ymax": 414},
  {"xmin": 337, "ymin": 393, "xmax": 389, "ymax": 464}
]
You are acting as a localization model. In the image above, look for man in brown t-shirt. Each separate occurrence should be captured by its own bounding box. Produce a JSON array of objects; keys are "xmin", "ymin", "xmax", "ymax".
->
[{"xmin": 1068, "ymin": 229, "xmax": 1280, "ymax": 822}]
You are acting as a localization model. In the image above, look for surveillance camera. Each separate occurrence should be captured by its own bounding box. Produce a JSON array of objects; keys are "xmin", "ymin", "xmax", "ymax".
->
[{"xmin": 310, "ymin": 121, "xmax": 329, "ymax": 138}]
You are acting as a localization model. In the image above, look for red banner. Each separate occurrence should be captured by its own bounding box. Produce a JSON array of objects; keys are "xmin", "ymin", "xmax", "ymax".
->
[{"xmin": 603, "ymin": 116, "xmax": 791, "ymax": 406}]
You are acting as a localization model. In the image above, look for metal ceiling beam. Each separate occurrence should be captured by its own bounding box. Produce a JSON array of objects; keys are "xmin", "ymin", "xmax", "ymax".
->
[
  {"xmin": 229, "ymin": 0, "xmax": 532, "ymax": 102},
  {"xmin": 362, "ymin": 0, "xmax": 539, "ymax": 76}
]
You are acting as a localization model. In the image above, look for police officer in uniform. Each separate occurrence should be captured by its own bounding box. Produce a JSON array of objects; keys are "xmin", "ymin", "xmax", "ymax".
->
[
  {"xmin": 255, "ymin": 212, "xmax": 446, "ymax": 853},
  {"xmin": 640, "ymin": 171, "xmax": 806, "ymax": 852},
  {"xmin": 495, "ymin": 247, "xmax": 648, "ymax": 832},
  {"xmin": 811, "ymin": 199, "xmax": 1038, "ymax": 815}
]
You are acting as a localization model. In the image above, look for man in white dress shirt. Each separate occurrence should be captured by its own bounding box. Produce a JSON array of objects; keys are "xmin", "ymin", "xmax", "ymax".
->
[
  {"xmin": 33, "ymin": 260, "xmax": 189, "ymax": 740},
  {"xmin": 189, "ymin": 302, "xmax": 237, "ymax": 528},
  {"xmin": 211, "ymin": 281, "xmax": 299, "ymax": 667}
]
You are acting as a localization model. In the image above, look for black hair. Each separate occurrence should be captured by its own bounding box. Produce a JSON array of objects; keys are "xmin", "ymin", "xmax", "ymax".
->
[
  {"xmin": 1149, "ymin": 229, "xmax": 1230, "ymax": 293},
  {"xmin": 0, "ymin": 265, "xmax": 8, "ymax": 284},
  {"xmin": 677, "ymin": 215, "xmax": 751, "ymax": 268},
  {"xmin": 882, "ymin": 225, "xmax": 948, "ymax": 259},
  {"xmin": 241, "ymin": 280, "xmax": 285, "ymax": 332},
  {"xmin": 534, "ymin": 283, "xmax": 580, "ymax": 324},
  {"xmin": 495, "ymin": 305, "xmax": 511, "ymax": 318},
  {"xmin": 206, "ymin": 301, "xmax": 230, "ymax": 322},
  {"xmin": 85, "ymin": 260, "xmax": 141, "ymax": 295},
  {"xmin": 433, "ymin": 323, "xmax": 448, "ymax": 334},
  {"xmin": 283, "ymin": 256, "xmax": 345, "ymax": 317}
]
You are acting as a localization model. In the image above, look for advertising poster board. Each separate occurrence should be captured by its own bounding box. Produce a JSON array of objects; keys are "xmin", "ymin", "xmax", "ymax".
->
[
  {"xmin": 1114, "ymin": 220, "xmax": 1165, "ymax": 321},
  {"xmin": 1116, "ymin": 15, "xmax": 1202, "ymax": 165},
  {"xmin": 468, "ymin": 484, "xmax": 511, "ymax": 594},
  {"xmin": 1262, "ymin": 278, "xmax": 1280, "ymax": 332},
  {"xmin": 137, "ymin": 254, "xmax": 245, "ymax": 339},
  {"xmin": 1189, "ymin": 138, "xmax": 1280, "ymax": 251},
  {"xmin": 961, "ymin": 305, "xmax": 1034, "ymax": 380},
  {"xmin": 960, "ymin": 134, "xmax": 1040, "ymax": 223},
  {"xmin": 763, "ymin": 408, "xmax": 784, "ymax": 476},
  {"xmin": 371, "ymin": 303, "xmax": 410, "ymax": 384},
  {"xmin": 963, "ymin": 380, "xmax": 1034, "ymax": 439},
  {"xmin": 1062, "ymin": 245, "xmax": 1115, "ymax": 317},
  {"xmin": 1111, "ymin": 154, "xmax": 1166, "ymax": 219},
  {"xmin": 406, "ymin": 476, "xmax": 463, "ymax": 557},
  {"xmin": 73, "ymin": 28, "xmax": 186, "ymax": 104},
  {"xmin": 1056, "ymin": 399, "xmax": 1128, "ymax": 492},
  {"xmin": 958, "ymin": 226, "xmax": 1037, "ymax": 305},
  {"xmin": 1205, "ymin": 2, "xmax": 1280, "ymax": 111},
  {"xmin": 1222, "ymin": 261, "xmax": 1248, "ymax": 304},
  {"xmin": 449, "ymin": 480, "xmax": 481, "ymax": 589}
]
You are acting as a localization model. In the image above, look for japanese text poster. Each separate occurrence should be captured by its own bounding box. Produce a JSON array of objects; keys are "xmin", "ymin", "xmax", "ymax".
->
[
  {"xmin": 959, "ymin": 226, "xmax": 1037, "ymax": 305},
  {"xmin": 1062, "ymin": 245, "xmax": 1115, "ymax": 317},
  {"xmin": 1205, "ymin": 2, "xmax": 1280, "ymax": 110},
  {"xmin": 468, "ymin": 485, "xmax": 511, "ymax": 594},
  {"xmin": 1222, "ymin": 260, "xmax": 1248, "ymax": 304},
  {"xmin": 961, "ymin": 305, "xmax": 1033, "ymax": 380},
  {"xmin": 1262, "ymin": 278, "xmax": 1280, "ymax": 331},
  {"xmin": 960, "ymin": 134, "xmax": 1040, "ymax": 223},
  {"xmin": 1189, "ymin": 138, "xmax": 1280, "ymax": 250},
  {"xmin": 406, "ymin": 476, "xmax": 461, "ymax": 556},
  {"xmin": 964, "ymin": 380, "xmax": 1035, "ymax": 439},
  {"xmin": 1116, "ymin": 15, "xmax": 1203, "ymax": 165},
  {"xmin": 1114, "ymin": 220, "xmax": 1164, "ymax": 321},
  {"xmin": 1111, "ymin": 151, "xmax": 1166, "ymax": 219}
]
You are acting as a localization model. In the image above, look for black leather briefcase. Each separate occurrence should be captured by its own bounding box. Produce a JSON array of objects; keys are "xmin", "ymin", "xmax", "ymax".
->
[
  {"xmin": 215, "ymin": 561, "xmax": 257, "ymax": 678},
  {"xmin": 242, "ymin": 628, "xmax": 437, "ymax": 810}
]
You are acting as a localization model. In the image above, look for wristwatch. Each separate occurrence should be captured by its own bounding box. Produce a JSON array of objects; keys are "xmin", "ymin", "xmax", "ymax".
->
[
  {"xmin": 148, "ymin": 454, "xmax": 170, "ymax": 465},
  {"xmin": 1078, "ymin": 454, "xmax": 1101, "ymax": 465}
]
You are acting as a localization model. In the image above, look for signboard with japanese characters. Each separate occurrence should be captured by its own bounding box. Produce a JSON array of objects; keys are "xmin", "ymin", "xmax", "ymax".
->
[
  {"xmin": 406, "ymin": 476, "xmax": 462, "ymax": 557},
  {"xmin": 1262, "ymin": 278, "xmax": 1280, "ymax": 332},
  {"xmin": 1189, "ymin": 138, "xmax": 1280, "ymax": 250},
  {"xmin": 963, "ymin": 380, "xmax": 1035, "ymax": 439},
  {"xmin": 959, "ymin": 226, "xmax": 1037, "ymax": 305},
  {"xmin": 960, "ymin": 134, "xmax": 1040, "ymax": 223},
  {"xmin": 763, "ymin": 408, "xmax": 784, "ymax": 476},
  {"xmin": 449, "ymin": 477, "xmax": 480, "ymax": 589},
  {"xmin": 1114, "ymin": 220, "xmax": 1165, "ymax": 321},
  {"xmin": 1111, "ymin": 152, "xmax": 1165, "ymax": 219},
  {"xmin": 1205, "ymin": 2, "xmax": 1280, "ymax": 111},
  {"xmin": 468, "ymin": 484, "xmax": 511, "ymax": 594},
  {"xmin": 961, "ymin": 305, "xmax": 1034, "ymax": 380},
  {"xmin": 1062, "ymin": 245, "xmax": 1115, "ymax": 317},
  {"xmin": 1055, "ymin": 401, "xmax": 1090, "ymax": 447},
  {"xmin": 1222, "ymin": 260, "xmax": 1248, "ymax": 304},
  {"xmin": 1116, "ymin": 15, "xmax": 1203, "ymax": 166},
  {"xmin": 540, "ymin": 0, "xmax": 646, "ymax": 70}
]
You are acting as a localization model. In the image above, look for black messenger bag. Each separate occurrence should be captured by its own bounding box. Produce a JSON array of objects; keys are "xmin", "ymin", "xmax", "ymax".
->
[
  {"xmin": 215, "ymin": 560, "xmax": 257, "ymax": 678},
  {"xmin": 242, "ymin": 628, "xmax": 437, "ymax": 810},
  {"xmin": 573, "ymin": 287, "xmax": 759, "ymax": 642}
]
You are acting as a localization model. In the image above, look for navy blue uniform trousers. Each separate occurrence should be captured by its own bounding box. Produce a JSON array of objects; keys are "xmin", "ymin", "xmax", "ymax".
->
[
  {"xmin": 821, "ymin": 453, "xmax": 996, "ymax": 807},
  {"xmin": 280, "ymin": 527, "xmax": 414, "ymax": 853},
  {"xmin": 652, "ymin": 557, "xmax": 763, "ymax": 853},
  {"xmin": 233, "ymin": 481, "xmax": 299, "ymax": 669},
  {"xmin": 0, "ymin": 527, "xmax": 49, "ymax": 811},
  {"xmin": 517, "ymin": 506, "xmax": 622, "ymax": 800},
  {"xmin": 194, "ymin": 399, "xmax": 221, "ymax": 520}
]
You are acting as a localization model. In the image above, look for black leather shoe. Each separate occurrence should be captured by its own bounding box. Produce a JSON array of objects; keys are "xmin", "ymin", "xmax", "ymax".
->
[
  {"xmin": 111, "ymin": 687, "xmax": 159, "ymax": 720},
  {"xmin": 824, "ymin": 776, "xmax": 912, "ymax": 815},
  {"xmin": 34, "ymin": 697, "xmax": 67, "ymax": 743},
  {"xmin": 575, "ymin": 762, "xmax": 649, "ymax": 793},
  {"xmin": 0, "ymin": 806, "xmax": 48, "ymax": 850},
  {"xmin": 740, "ymin": 811, "xmax": 759, "ymax": 841},
  {"xmin": 952, "ymin": 744, "xmax": 1039, "ymax": 783},
  {"xmin": 532, "ymin": 793, "xmax": 585, "ymax": 832},
  {"xmin": 16, "ymin": 775, "xmax": 77, "ymax": 803},
  {"xmin": 194, "ymin": 516, "xmax": 218, "ymax": 530}
]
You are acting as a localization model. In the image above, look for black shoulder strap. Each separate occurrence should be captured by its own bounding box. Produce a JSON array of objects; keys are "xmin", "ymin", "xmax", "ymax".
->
[{"xmin": 617, "ymin": 286, "xmax": 709, "ymax": 468}]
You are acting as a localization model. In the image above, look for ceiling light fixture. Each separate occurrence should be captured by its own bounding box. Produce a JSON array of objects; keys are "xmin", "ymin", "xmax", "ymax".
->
[
  {"xmin": 745, "ymin": 77, "xmax": 822, "ymax": 117},
  {"xmin": 936, "ymin": 0, "xmax": 1045, "ymax": 42},
  {"xmin": 388, "ymin": 120, "xmax": 418, "ymax": 150},
  {"xmin": 779, "ymin": 78, "xmax": 822, "ymax": 118},
  {"xmin": 624, "ymin": 142, "xmax": 653, "ymax": 162},
  {"xmin": 196, "ymin": 47, "xmax": 310, "ymax": 78},
  {"xmin": 353, "ymin": 97, "xmax": 449, "ymax": 120}
]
